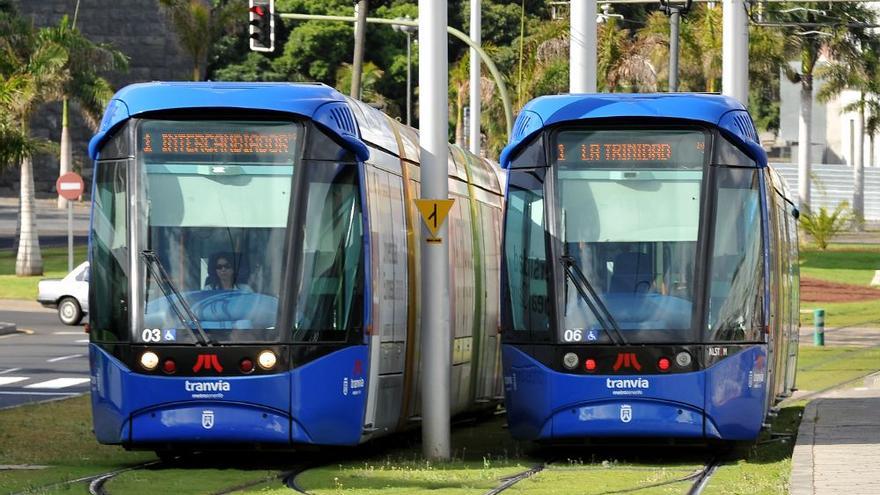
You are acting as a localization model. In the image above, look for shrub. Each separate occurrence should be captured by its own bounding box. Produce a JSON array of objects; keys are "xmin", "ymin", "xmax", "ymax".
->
[{"xmin": 799, "ymin": 201, "xmax": 853, "ymax": 250}]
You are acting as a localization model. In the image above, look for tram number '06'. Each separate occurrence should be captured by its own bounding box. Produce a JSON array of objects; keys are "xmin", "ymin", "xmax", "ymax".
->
[
  {"xmin": 564, "ymin": 329, "xmax": 583, "ymax": 342},
  {"xmin": 142, "ymin": 328, "xmax": 161, "ymax": 342}
]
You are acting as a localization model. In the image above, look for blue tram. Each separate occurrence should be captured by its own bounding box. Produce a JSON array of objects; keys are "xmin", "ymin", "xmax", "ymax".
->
[
  {"xmin": 498, "ymin": 94, "xmax": 800, "ymax": 442},
  {"xmin": 86, "ymin": 82, "xmax": 505, "ymax": 453}
]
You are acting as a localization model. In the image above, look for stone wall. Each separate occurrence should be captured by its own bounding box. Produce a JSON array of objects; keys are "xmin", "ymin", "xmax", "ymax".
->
[{"xmin": 0, "ymin": 0, "xmax": 192, "ymax": 197}]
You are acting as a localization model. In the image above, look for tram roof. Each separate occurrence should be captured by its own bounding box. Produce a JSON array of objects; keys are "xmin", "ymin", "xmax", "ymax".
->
[
  {"xmin": 88, "ymin": 82, "xmax": 369, "ymax": 161},
  {"xmin": 500, "ymin": 93, "xmax": 766, "ymax": 168}
]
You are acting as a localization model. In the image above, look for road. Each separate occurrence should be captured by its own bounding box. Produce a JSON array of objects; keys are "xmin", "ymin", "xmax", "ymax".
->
[
  {"xmin": 0, "ymin": 302, "xmax": 90, "ymax": 410},
  {"xmin": 0, "ymin": 196, "xmax": 89, "ymax": 249}
]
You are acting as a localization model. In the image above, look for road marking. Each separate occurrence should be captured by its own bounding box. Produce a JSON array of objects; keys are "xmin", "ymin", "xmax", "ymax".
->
[
  {"xmin": 53, "ymin": 331, "xmax": 84, "ymax": 335},
  {"xmin": 24, "ymin": 378, "xmax": 90, "ymax": 389},
  {"xmin": 47, "ymin": 354, "xmax": 84, "ymax": 363},
  {"xmin": 0, "ymin": 334, "xmax": 20, "ymax": 340},
  {"xmin": 0, "ymin": 377, "xmax": 28, "ymax": 386},
  {"xmin": 74, "ymin": 339, "xmax": 88, "ymax": 344},
  {"xmin": 0, "ymin": 391, "xmax": 80, "ymax": 396},
  {"xmin": 0, "ymin": 368, "xmax": 22, "ymax": 375}
]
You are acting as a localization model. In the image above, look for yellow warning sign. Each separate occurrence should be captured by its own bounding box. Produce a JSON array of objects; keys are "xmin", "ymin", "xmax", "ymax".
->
[{"xmin": 415, "ymin": 199, "xmax": 454, "ymax": 243}]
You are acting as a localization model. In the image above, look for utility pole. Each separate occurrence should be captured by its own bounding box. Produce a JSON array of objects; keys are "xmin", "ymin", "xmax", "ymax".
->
[
  {"xmin": 419, "ymin": 0, "xmax": 451, "ymax": 461},
  {"xmin": 351, "ymin": 0, "xmax": 368, "ymax": 99},
  {"xmin": 469, "ymin": 0, "xmax": 481, "ymax": 155},
  {"xmin": 722, "ymin": 0, "xmax": 749, "ymax": 103},
  {"xmin": 570, "ymin": 0, "xmax": 597, "ymax": 93},
  {"xmin": 58, "ymin": 0, "xmax": 82, "ymax": 209},
  {"xmin": 661, "ymin": 0, "xmax": 692, "ymax": 92},
  {"xmin": 392, "ymin": 16, "xmax": 415, "ymax": 126}
]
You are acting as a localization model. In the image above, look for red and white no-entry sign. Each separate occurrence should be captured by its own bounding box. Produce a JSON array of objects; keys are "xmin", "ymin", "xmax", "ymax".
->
[{"xmin": 56, "ymin": 172, "xmax": 84, "ymax": 200}]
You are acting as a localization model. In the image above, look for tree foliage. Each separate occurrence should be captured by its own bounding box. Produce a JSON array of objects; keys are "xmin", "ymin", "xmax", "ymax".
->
[{"xmin": 203, "ymin": 1, "xmax": 880, "ymax": 158}]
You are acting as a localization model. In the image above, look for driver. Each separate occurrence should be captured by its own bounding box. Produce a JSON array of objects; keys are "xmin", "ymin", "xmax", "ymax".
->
[{"xmin": 205, "ymin": 253, "xmax": 252, "ymax": 291}]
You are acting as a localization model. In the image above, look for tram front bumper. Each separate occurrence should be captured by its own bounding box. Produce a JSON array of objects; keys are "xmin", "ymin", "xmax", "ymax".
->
[
  {"xmin": 130, "ymin": 402, "xmax": 291, "ymax": 444},
  {"xmin": 550, "ymin": 398, "xmax": 706, "ymax": 438}
]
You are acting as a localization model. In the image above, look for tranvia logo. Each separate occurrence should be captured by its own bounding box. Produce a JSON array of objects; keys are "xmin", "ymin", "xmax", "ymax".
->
[
  {"xmin": 185, "ymin": 380, "xmax": 231, "ymax": 392},
  {"xmin": 620, "ymin": 404, "xmax": 633, "ymax": 423},
  {"xmin": 606, "ymin": 378, "xmax": 650, "ymax": 389},
  {"xmin": 202, "ymin": 410, "xmax": 215, "ymax": 429}
]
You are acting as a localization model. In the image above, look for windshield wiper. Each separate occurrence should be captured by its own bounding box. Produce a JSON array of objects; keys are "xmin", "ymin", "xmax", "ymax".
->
[
  {"xmin": 140, "ymin": 250, "xmax": 214, "ymax": 346},
  {"xmin": 560, "ymin": 255, "xmax": 628, "ymax": 346}
]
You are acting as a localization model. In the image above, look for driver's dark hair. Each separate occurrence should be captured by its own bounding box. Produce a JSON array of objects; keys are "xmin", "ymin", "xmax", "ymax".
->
[{"xmin": 204, "ymin": 252, "xmax": 249, "ymax": 289}]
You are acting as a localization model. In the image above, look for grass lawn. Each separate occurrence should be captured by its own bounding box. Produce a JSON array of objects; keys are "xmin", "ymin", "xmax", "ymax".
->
[
  {"xmin": 0, "ymin": 246, "xmax": 87, "ymax": 299},
  {"xmin": 799, "ymin": 243, "xmax": 880, "ymax": 328},
  {"xmin": 799, "ymin": 243, "xmax": 880, "ymax": 287},
  {"xmin": 0, "ymin": 396, "xmax": 154, "ymax": 494},
  {"xmin": 799, "ymin": 300, "xmax": 880, "ymax": 328}
]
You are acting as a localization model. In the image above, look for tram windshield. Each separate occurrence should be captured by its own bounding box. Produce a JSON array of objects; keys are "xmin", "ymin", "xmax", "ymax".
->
[
  {"xmin": 136, "ymin": 120, "xmax": 301, "ymax": 344},
  {"xmin": 553, "ymin": 129, "xmax": 706, "ymax": 343}
]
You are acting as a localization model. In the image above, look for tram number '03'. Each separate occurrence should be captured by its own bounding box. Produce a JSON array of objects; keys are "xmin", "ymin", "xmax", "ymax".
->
[
  {"xmin": 563, "ymin": 329, "xmax": 583, "ymax": 342},
  {"xmin": 142, "ymin": 328, "xmax": 161, "ymax": 342}
]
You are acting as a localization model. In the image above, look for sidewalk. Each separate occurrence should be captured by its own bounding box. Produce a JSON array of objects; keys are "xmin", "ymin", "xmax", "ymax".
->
[
  {"xmin": 798, "ymin": 325, "xmax": 880, "ymax": 347},
  {"xmin": 790, "ymin": 372, "xmax": 880, "ymax": 495}
]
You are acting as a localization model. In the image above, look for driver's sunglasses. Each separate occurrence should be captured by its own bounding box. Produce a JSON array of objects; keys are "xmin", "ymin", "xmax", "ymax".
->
[{"xmin": 215, "ymin": 263, "xmax": 232, "ymax": 270}]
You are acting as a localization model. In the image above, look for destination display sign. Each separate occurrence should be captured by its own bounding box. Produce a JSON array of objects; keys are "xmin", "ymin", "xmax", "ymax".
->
[
  {"xmin": 554, "ymin": 129, "xmax": 705, "ymax": 168},
  {"xmin": 139, "ymin": 121, "xmax": 301, "ymax": 163}
]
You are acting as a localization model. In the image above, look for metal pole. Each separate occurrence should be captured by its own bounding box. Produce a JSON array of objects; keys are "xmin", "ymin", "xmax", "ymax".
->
[
  {"xmin": 669, "ymin": 7, "xmax": 680, "ymax": 92},
  {"xmin": 419, "ymin": 0, "xmax": 451, "ymax": 461},
  {"xmin": 813, "ymin": 308, "xmax": 825, "ymax": 346},
  {"xmin": 469, "ymin": 0, "xmax": 481, "ymax": 155},
  {"xmin": 570, "ymin": 0, "xmax": 598, "ymax": 92},
  {"xmin": 351, "ymin": 0, "xmax": 368, "ymax": 99},
  {"xmin": 722, "ymin": 0, "xmax": 749, "ymax": 102},
  {"xmin": 406, "ymin": 31, "xmax": 412, "ymax": 126},
  {"xmin": 67, "ymin": 201, "xmax": 73, "ymax": 272}
]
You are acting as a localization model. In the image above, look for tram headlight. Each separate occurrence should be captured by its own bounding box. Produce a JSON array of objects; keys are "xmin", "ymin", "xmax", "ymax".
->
[
  {"xmin": 257, "ymin": 350, "xmax": 277, "ymax": 370},
  {"xmin": 675, "ymin": 351, "xmax": 692, "ymax": 367},
  {"xmin": 562, "ymin": 352, "xmax": 579, "ymax": 370},
  {"xmin": 140, "ymin": 351, "xmax": 159, "ymax": 371}
]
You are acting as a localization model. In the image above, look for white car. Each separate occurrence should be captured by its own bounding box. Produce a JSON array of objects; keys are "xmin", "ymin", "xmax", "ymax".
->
[{"xmin": 37, "ymin": 261, "xmax": 89, "ymax": 325}]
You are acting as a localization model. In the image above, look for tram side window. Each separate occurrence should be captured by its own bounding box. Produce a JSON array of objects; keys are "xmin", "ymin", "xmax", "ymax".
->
[
  {"xmin": 786, "ymin": 204, "xmax": 801, "ymax": 330},
  {"xmin": 502, "ymin": 171, "xmax": 551, "ymax": 337},
  {"xmin": 293, "ymin": 162, "xmax": 364, "ymax": 342},
  {"xmin": 90, "ymin": 160, "xmax": 129, "ymax": 342},
  {"xmin": 706, "ymin": 168, "xmax": 763, "ymax": 341}
]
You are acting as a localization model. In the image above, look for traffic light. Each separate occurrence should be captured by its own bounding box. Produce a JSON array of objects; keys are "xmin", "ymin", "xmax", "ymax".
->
[{"xmin": 249, "ymin": 0, "xmax": 275, "ymax": 52}]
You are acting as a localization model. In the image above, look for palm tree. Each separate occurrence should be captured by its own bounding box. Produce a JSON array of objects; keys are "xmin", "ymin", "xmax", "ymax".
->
[
  {"xmin": 46, "ymin": 15, "xmax": 128, "ymax": 208},
  {"xmin": 0, "ymin": 10, "xmax": 68, "ymax": 276},
  {"xmin": 598, "ymin": 16, "xmax": 657, "ymax": 93},
  {"xmin": 158, "ymin": 0, "xmax": 245, "ymax": 81},
  {"xmin": 335, "ymin": 61, "xmax": 396, "ymax": 116},
  {"xmin": 816, "ymin": 35, "xmax": 880, "ymax": 230},
  {"xmin": 449, "ymin": 54, "xmax": 470, "ymax": 147},
  {"xmin": 636, "ymin": 5, "xmax": 722, "ymax": 92},
  {"xmin": 776, "ymin": 2, "xmax": 876, "ymax": 213}
]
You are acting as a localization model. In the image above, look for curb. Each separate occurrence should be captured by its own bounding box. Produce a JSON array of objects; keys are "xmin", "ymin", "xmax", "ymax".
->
[
  {"xmin": 789, "ymin": 399, "xmax": 818, "ymax": 495},
  {"xmin": 0, "ymin": 322, "xmax": 17, "ymax": 335}
]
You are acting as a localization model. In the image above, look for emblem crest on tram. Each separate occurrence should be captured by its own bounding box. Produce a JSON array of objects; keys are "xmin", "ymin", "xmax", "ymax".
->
[
  {"xmin": 202, "ymin": 410, "xmax": 215, "ymax": 429},
  {"xmin": 619, "ymin": 404, "xmax": 633, "ymax": 423}
]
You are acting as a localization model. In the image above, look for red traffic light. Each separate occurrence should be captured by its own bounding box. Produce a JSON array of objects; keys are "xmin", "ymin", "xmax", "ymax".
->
[{"xmin": 248, "ymin": 0, "xmax": 274, "ymax": 52}]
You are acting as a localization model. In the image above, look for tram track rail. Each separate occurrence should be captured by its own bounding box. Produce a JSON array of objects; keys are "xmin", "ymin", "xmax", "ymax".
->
[
  {"xmin": 479, "ymin": 454, "xmax": 723, "ymax": 495},
  {"xmin": 8, "ymin": 460, "xmax": 162, "ymax": 495}
]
